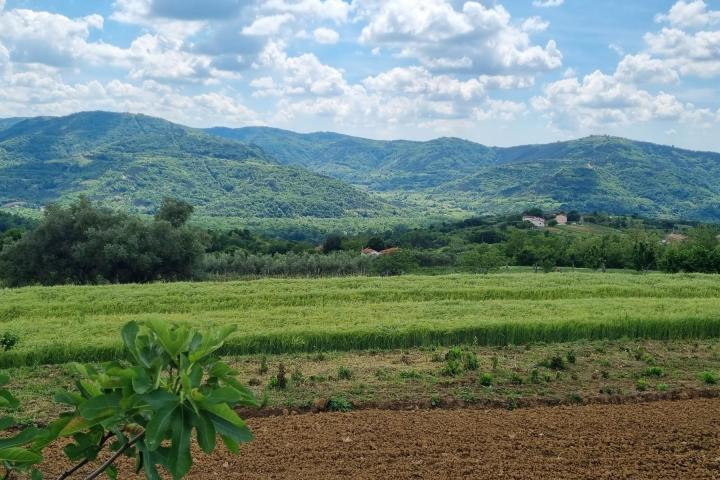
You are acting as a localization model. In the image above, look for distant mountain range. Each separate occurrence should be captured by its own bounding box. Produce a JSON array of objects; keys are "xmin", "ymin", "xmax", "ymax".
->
[{"xmin": 1, "ymin": 111, "xmax": 719, "ymax": 221}]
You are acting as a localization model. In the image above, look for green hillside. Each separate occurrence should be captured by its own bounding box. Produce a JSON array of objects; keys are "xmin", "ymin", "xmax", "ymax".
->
[
  {"xmin": 0, "ymin": 112, "xmax": 392, "ymax": 218},
  {"xmin": 208, "ymin": 127, "xmax": 720, "ymax": 220}
]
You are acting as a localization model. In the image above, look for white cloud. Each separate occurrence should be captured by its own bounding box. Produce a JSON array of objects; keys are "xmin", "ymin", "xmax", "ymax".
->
[
  {"xmin": 532, "ymin": 70, "xmax": 706, "ymax": 130},
  {"xmin": 655, "ymin": 0, "xmax": 720, "ymax": 29},
  {"xmin": 261, "ymin": 0, "xmax": 350, "ymax": 24},
  {"xmin": 313, "ymin": 27, "xmax": 339, "ymax": 44},
  {"xmin": 532, "ymin": 0, "xmax": 564, "ymax": 8},
  {"xmin": 0, "ymin": 0, "xmax": 6, "ymax": 11},
  {"xmin": 356, "ymin": 0, "xmax": 562, "ymax": 75},
  {"xmin": 242, "ymin": 14, "xmax": 294, "ymax": 36},
  {"xmin": 643, "ymin": 27, "xmax": 720, "ymax": 77},
  {"xmin": 614, "ymin": 53, "xmax": 679, "ymax": 84}
]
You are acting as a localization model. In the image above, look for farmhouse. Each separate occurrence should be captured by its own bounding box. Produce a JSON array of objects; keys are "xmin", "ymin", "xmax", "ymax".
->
[
  {"xmin": 361, "ymin": 248, "xmax": 380, "ymax": 256},
  {"xmin": 555, "ymin": 214, "xmax": 568, "ymax": 225},
  {"xmin": 522, "ymin": 215, "xmax": 546, "ymax": 228}
]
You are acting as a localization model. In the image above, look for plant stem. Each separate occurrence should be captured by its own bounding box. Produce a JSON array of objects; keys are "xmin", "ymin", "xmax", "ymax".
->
[
  {"xmin": 83, "ymin": 432, "xmax": 144, "ymax": 480},
  {"xmin": 56, "ymin": 432, "xmax": 114, "ymax": 480}
]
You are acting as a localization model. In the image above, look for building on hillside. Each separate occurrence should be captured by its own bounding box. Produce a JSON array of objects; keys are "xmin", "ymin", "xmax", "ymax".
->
[
  {"xmin": 522, "ymin": 215, "xmax": 546, "ymax": 228},
  {"xmin": 379, "ymin": 247, "xmax": 401, "ymax": 256},
  {"xmin": 361, "ymin": 248, "xmax": 380, "ymax": 256},
  {"xmin": 555, "ymin": 214, "xmax": 568, "ymax": 225}
]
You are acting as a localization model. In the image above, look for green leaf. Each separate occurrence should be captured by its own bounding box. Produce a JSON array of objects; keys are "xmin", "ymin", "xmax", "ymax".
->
[
  {"xmin": 201, "ymin": 402, "xmax": 245, "ymax": 427},
  {"xmin": 31, "ymin": 468, "xmax": 43, "ymax": 480},
  {"xmin": 106, "ymin": 464, "xmax": 118, "ymax": 480},
  {"xmin": 168, "ymin": 408, "xmax": 192, "ymax": 479},
  {"xmin": 0, "ymin": 374, "xmax": 9, "ymax": 386},
  {"xmin": 0, "ymin": 390, "xmax": 20, "ymax": 409},
  {"xmin": 193, "ymin": 411, "xmax": 216, "ymax": 454},
  {"xmin": 208, "ymin": 413, "xmax": 253, "ymax": 444},
  {"xmin": 204, "ymin": 386, "xmax": 249, "ymax": 405},
  {"xmin": 0, "ymin": 447, "xmax": 43, "ymax": 463},
  {"xmin": 53, "ymin": 390, "xmax": 84, "ymax": 407},
  {"xmin": 58, "ymin": 416, "xmax": 103, "ymax": 437},
  {"xmin": 132, "ymin": 367, "xmax": 152, "ymax": 394},
  {"xmin": 145, "ymin": 404, "xmax": 177, "ymax": 451},
  {"xmin": 139, "ymin": 390, "xmax": 179, "ymax": 410},
  {"xmin": 79, "ymin": 391, "xmax": 122, "ymax": 420},
  {"xmin": 221, "ymin": 435, "xmax": 239, "ymax": 455},
  {"xmin": 121, "ymin": 321, "xmax": 139, "ymax": 354},
  {"xmin": 0, "ymin": 416, "xmax": 15, "ymax": 430}
]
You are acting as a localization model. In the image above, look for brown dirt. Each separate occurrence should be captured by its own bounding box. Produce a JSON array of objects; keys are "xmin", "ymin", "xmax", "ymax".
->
[{"xmin": 40, "ymin": 398, "xmax": 720, "ymax": 479}]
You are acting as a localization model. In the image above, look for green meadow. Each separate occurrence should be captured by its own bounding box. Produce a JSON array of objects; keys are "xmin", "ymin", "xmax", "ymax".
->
[{"xmin": 2, "ymin": 272, "xmax": 720, "ymax": 367}]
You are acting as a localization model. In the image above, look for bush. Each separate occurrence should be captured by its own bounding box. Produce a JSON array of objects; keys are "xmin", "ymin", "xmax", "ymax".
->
[
  {"xmin": 700, "ymin": 371, "xmax": 718, "ymax": 385},
  {"xmin": 636, "ymin": 379, "xmax": 648, "ymax": 391},
  {"xmin": 327, "ymin": 396, "xmax": 352, "ymax": 412},
  {"xmin": 541, "ymin": 355, "xmax": 566, "ymax": 371},
  {"xmin": 0, "ymin": 333, "xmax": 19, "ymax": 352},
  {"xmin": 337, "ymin": 366, "xmax": 353, "ymax": 380},
  {"xmin": 442, "ymin": 360, "xmax": 463, "ymax": 377},
  {"xmin": 644, "ymin": 366, "xmax": 664, "ymax": 377},
  {"xmin": 463, "ymin": 352, "xmax": 479, "ymax": 371},
  {"xmin": 566, "ymin": 350, "xmax": 577, "ymax": 364},
  {"xmin": 479, "ymin": 373, "xmax": 493, "ymax": 387}
]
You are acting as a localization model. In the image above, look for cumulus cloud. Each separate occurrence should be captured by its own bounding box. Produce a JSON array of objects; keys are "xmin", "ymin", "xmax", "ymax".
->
[
  {"xmin": 356, "ymin": 0, "xmax": 562, "ymax": 75},
  {"xmin": 532, "ymin": 70, "xmax": 709, "ymax": 130},
  {"xmin": 242, "ymin": 14, "xmax": 294, "ymax": 36},
  {"xmin": 655, "ymin": 0, "xmax": 720, "ymax": 29},
  {"xmin": 532, "ymin": 0, "xmax": 564, "ymax": 7},
  {"xmin": 313, "ymin": 27, "xmax": 339, "ymax": 44}
]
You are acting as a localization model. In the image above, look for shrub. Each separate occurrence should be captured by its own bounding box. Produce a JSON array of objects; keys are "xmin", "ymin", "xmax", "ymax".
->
[
  {"xmin": 479, "ymin": 373, "xmax": 493, "ymax": 387},
  {"xmin": 541, "ymin": 355, "xmax": 566, "ymax": 371},
  {"xmin": 291, "ymin": 369, "xmax": 305, "ymax": 385},
  {"xmin": 644, "ymin": 366, "xmax": 664, "ymax": 377},
  {"xmin": 566, "ymin": 350, "xmax": 577, "ymax": 364},
  {"xmin": 445, "ymin": 347, "xmax": 463, "ymax": 362},
  {"xmin": 700, "ymin": 371, "xmax": 718, "ymax": 385},
  {"xmin": 656, "ymin": 383, "xmax": 669, "ymax": 392},
  {"xmin": 0, "ymin": 333, "xmax": 19, "ymax": 352},
  {"xmin": 327, "ymin": 396, "xmax": 352, "ymax": 412},
  {"xmin": 259, "ymin": 355, "xmax": 268, "ymax": 375},
  {"xmin": 463, "ymin": 352, "xmax": 479, "ymax": 371},
  {"xmin": 636, "ymin": 379, "xmax": 648, "ymax": 391},
  {"xmin": 277, "ymin": 362, "xmax": 287, "ymax": 388},
  {"xmin": 442, "ymin": 360, "xmax": 463, "ymax": 377},
  {"xmin": 337, "ymin": 366, "xmax": 353, "ymax": 381}
]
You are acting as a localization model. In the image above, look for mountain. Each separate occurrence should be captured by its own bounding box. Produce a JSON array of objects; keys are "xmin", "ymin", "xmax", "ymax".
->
[
  {"xmin": 207, "ymin": 127, "xmax": 720, "ymax": 221},
  {"xmin": 206, "ymin": 127, "xmax": 498, "ymax": 190},
  {"xmin": 0, "ymin": 118, "xmax": 27, "ymax": 131},
  {"xmin": 0, "ymin": 112, "xmax": 392, "ymax": 218}
]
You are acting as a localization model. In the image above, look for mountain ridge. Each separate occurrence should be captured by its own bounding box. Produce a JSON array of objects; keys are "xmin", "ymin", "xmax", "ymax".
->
[{"xmin": 1, "ymin": 111, "xmax": 719, "ymax": 221}]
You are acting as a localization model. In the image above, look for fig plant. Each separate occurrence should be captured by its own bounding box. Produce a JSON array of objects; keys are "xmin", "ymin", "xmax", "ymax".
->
[{"xmin": 1, "ymin": 320, "xmax": 256, "ymax": 479}]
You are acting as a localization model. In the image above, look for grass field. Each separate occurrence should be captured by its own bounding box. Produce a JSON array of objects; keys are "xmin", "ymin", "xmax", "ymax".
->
[{"xmin": 2, "ymin": 272, "xmax": 720, "ymax": 367}]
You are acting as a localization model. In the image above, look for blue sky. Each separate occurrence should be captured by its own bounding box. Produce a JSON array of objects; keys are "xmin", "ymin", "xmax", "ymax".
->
[{"xmin": 0, "ymin": 1, "xmax": 719, "ymax": 151}]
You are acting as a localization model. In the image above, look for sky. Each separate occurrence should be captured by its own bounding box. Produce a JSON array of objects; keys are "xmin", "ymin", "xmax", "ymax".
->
[{"xmin": 1, "ymin": 0, "xmax": 720, "ymax": 150}]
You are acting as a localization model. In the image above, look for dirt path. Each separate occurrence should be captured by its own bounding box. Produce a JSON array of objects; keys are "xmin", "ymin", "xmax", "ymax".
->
[{"xmin": 42, "ymin": 398, "xmax": 720, "ymax": 479}]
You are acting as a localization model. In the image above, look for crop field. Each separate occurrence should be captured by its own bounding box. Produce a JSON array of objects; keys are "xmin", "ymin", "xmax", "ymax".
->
[{"xmin": 3, "ymin": 272, "xmax": 720, "ymax": 367}]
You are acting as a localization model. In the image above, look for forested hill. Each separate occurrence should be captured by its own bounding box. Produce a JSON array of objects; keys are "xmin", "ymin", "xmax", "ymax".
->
[
  {"xmin": 0, "ymin": 112, "xmax": 392, "ymax": 218},
  {"xmin": 207, "ymin": 127, "xmax": 720, "ymax": 221}
]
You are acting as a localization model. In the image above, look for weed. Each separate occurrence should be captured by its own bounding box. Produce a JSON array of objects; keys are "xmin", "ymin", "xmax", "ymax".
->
[
  {"xmin": 463, "ymin": 352, "xmax": 479, "ymax": 371},
  {"xmin": 259, "ymin": 355, "xmax": 268, "ymax": 375},
  {"xmin": 442, "ymin": 360, "xmax": 463, "ymax": 377},
  {"xmin": 430, "ymin": 395, "xmax": 441, "ymax": 407},
  {"xmin": 656, "ymin": 383, "xmax": 669, "ymax": 392},
  {"xmin": 529, "ymin": 369, "xmax": 540, "ymax": 384},
  {"xmin": 636, "ymin": 379, "xmax": 648, "ymax": 391},
  {"xmin": 0, "ymin": 333, "xmax": 19, "ymax": 352},
  {"xmin": 291, "ymin": 368, "xmax": 305, "ymax": 385},
  {"xmin": 327, "ymin": 396, "xmax": 352, "ymax": 412},
  {"xmin": 445, "ymin": 347, "xmax": 463, "ymax": 362},
  {"xmin": 491, "ymin": 356, "xmax": 499, "ymax": 370},
  {"xmin": 541, "ymin": 355, "xmax": 566, "ymax": 371},
  {"xmin": 399, "ymin": 370, "xmax": 421, "ymax": 380},
  {"xmin": 567, "ymin": 393, "xmax": 583, "ymax": 403},
  {"xmin": 337, "ymin": 366, "xmax": 353, "ymax": 380},
  {"xmin": 643, "ymin": 366, "xmax": 664, "ymax": 377},
  {"xmin": 248, "ymin": 377, "xmax": 261, "ymax": 386},
  {"xmin": 479, "ymin": 372, "xmax": 493, "ymax": 387},
  {"xmin": 457, "ymin": 388, "xmax": 479, "ymax": 403},
  {"xmin": 510, "ymin": 373, "xmax": 524, "ymax": 385},
  {"xmin": 566, "ymin": 350, "xmax": 577, "ymax": 364},
  {"xmin": 700, "ymin": 371, "xmax": 718, "ymax": 385}
]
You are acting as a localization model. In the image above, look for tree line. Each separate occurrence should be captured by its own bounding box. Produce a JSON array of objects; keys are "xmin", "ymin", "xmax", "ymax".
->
[{"xmin": 1, "ymin": 200, "xmax": 720, "ymax": 287}]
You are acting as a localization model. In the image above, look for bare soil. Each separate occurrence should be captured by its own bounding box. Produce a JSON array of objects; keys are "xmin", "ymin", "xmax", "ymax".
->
[{"xmin": 41, "ymin": 398, "xmax": 720, "ymax": 479}]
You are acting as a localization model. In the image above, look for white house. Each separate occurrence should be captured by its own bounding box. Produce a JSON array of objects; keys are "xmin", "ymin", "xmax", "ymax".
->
[{"xmin": 522, "ymin": 215, "xmax": 546, "ymax": 228}]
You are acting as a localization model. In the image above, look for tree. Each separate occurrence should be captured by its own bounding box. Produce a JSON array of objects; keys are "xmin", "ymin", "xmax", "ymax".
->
[
  {"xmin": 630, "ymin": 233, "xmax": 658, "ymax": 272},
  {"xmin": 460, "ymin": 245, "xmax": 507, "ymax": 273},
  {"xmin": 322, "ymin": 233, "xmax": 344, "ymax": 253},
  {"xmin": 0, "ymin": 198, "xmax": 207, "ymax": 286},
  {"xmin": 365, "ymin": 236, "xmax": 385, "ymax": 251},
  {"xmin": 155, "ymin": 198, "xmax": 194, "ymax": 227}
]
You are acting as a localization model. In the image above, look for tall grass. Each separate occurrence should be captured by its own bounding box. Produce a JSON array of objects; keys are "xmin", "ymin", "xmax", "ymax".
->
[{"xmin": 1, "ymin": 272, "xmax": 720, "ymax": 367}]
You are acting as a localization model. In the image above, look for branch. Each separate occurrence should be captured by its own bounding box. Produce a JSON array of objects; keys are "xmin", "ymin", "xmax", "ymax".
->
[
  {"xmin": 56, "ymin": 432, "xmax": 114, "ymax": 480},
  {"xmin": 83, "ymin": 432, "xmax": 144, "ymax": 480}
]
